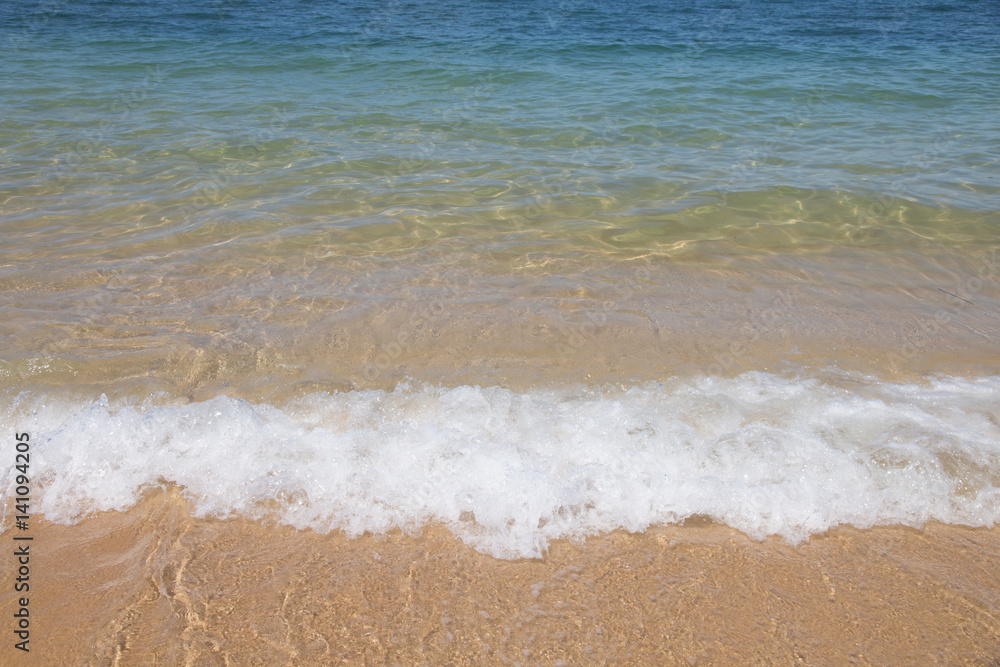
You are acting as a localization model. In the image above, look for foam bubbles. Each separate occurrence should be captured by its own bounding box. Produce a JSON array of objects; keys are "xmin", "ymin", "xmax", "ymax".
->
[{"xmin": 3, "ymin": 372, "xmax": 999, "ymax": 558}]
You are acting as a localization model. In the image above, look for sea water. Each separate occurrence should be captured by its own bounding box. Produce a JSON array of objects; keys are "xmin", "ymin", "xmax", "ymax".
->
[{"xmin": 2, "ymin": 0, "xmax": 999, "ymax": 558}]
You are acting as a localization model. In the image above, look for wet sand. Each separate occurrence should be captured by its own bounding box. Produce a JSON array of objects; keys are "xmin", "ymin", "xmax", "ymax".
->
[
  {"xmin": 2, "ymin": 244, "xmax": 998, "ymax": 666},
  {"xmin": 4, "ymin": 248, "xmax": 999, "ymax": 402},
  {"xmin": 2, "ymin": 487, "xmax": 998, "ymax": 665}
]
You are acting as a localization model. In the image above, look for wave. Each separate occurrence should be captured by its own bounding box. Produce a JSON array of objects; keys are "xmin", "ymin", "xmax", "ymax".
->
[{"xmin": 3, "ymin": 371, "xmax": 998, "ymax": 558}]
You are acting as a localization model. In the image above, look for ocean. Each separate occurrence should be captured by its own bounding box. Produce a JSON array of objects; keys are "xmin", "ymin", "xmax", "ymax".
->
[{"xmin": 2, "ymin": 0, "xmax": 1000, "ymax": 662}]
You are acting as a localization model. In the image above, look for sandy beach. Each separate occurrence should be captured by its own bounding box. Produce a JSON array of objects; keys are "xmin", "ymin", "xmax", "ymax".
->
[
  {"xmin": 4, "ymin": 1, "xmax": 1000, "ymax": 663},
  {"xmin": 2, "ymin": 487, "xmax": 999, "ymax": 665}
]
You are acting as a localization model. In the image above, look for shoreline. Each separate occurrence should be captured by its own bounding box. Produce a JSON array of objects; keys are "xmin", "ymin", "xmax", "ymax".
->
[
  {"xmin": 2, "ymin": 246, "xmax": 998, "ymax": 399},
  {"xmin": 2, "ymin": 488, "xmax": 998, "ymax": 665}
]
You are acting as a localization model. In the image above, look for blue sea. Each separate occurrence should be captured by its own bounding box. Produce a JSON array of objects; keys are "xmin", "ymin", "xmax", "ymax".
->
[{"xmin": 2, "ymin": 0, "xmax": 999, "ymax": 557}]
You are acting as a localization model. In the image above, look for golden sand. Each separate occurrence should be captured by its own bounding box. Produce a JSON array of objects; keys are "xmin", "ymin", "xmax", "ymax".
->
[
  {"xmin": 3, "ymin": 248, "xmax": 998, "ymax": 401},
  {"xmin": 2, "ymin": 488, "xmax": 998, "ymax": 665},
  {"xmin": 2, "ymin": 249, "xmax": 998, "ymax": 665}
]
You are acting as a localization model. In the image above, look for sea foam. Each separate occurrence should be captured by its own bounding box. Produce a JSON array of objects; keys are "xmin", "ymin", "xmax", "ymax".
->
[{"xmin": 3, "ymin": 372, "xmax": 999, "ymax": 558}]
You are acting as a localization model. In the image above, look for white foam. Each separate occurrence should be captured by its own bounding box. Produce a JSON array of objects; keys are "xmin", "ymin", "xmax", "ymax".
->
[{"xmin": 3, "ymin": 372, "xmax": 999, "ymax": 558}]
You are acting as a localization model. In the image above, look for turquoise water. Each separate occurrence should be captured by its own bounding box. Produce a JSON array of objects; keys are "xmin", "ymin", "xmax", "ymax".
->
[
  {"xmin": 2, "ymin": 1, "xmax": 1000, "ymax": 551},
  {"xmin": 3, "ymin": 0, "xmax": 999, "ymax": 248}
]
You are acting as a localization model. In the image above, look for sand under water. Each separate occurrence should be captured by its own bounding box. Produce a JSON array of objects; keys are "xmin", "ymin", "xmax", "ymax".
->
[
  {"xmin": 2, "ymin": 257, "xmax": 1000, "ymax": 664},
  {"xmin": 3, "ymin": 0, "xmax": 1000, "ymax": 662},
  {"xmin": 2, "ymin": 214, "xmax": 1000, "ymax": 665}
]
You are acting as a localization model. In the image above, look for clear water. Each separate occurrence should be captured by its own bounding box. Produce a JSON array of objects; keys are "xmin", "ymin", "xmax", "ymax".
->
[{"xmin": 2, "ymin": 0, "xmax": 999, "ymax": 556}]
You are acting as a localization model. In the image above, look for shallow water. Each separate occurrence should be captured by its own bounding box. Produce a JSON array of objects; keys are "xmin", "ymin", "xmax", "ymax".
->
[{"xmin": 2, "ymin": 0, "xmax": 1000, "ymax": 551}]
